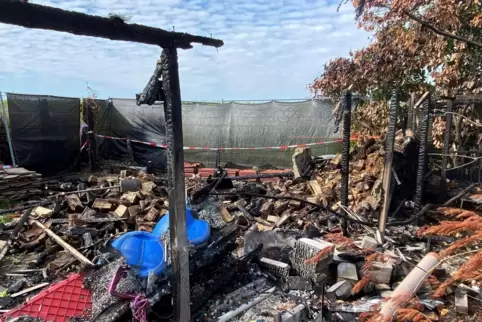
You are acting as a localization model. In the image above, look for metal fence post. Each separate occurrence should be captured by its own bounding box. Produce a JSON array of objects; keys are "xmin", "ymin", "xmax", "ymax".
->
[
  {"xmin": 0, "ymin": 92, "xmax": 17, "ymax": 167},
  {"xmin": 340, "ymin": 91, "xmax": 352, "ymax": 236},
  {"xmin": 379, "ymin": 90, "xmax": 398, "ymax": 242},
  {"xmin": 441, "ymin": 99, "xmax": 453, "ymax": 188},
  {"xmin": 86, "ymin": 99, "xmax": 98, "ymax": 171},
  {"xmin": 414, "ymin": 93, "xmax": 431, "ymax": 215}
]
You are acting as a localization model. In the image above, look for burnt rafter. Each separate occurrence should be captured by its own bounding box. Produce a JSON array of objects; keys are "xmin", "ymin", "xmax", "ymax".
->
[{"xmin": 0, "ymin": 0, "xmax": 224, "ymax": 49}]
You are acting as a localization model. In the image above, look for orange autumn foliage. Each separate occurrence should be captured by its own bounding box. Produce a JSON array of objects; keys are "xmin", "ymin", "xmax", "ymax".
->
[
  {"xmin": 310, "ymin": 0, "xmax": 482, "ymax": 140},
  {"xmin": 352, "ymin": 252, "xmax": 393, "ymax": 295},
  {"xmin": 418, "ymin": 207, "xmax": 482, "ymax": 297},
  {"xmin": 304, "ymin": 245, "xmax": 335, "ymax": 264}
]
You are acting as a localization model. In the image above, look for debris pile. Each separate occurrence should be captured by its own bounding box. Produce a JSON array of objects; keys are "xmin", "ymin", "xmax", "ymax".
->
[
  {"xmin": 1, "ymin": 135, "xmax": 482, "ymax": 322},
  {"xmin": 289, "ymin": 132, "xmax": 418, "ymax": 218},
  {"xmin": 0, "ymin": 169, "xmax": 169, "ymax": 313},
  {"xmin": 0, "ymin": 167, "xmax": 42, "ymax": 201}
]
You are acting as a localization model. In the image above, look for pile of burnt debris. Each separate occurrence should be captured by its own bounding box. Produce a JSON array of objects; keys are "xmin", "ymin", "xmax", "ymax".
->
[{"xmin": 0, "ymin": 134, "xmax": 481, "ymax": 322}]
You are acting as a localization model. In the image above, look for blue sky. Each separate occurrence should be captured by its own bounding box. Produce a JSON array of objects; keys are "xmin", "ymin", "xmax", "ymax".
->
[{"xmin": 0, "ymin": 0, "xmax": 370, "ymax": 100}]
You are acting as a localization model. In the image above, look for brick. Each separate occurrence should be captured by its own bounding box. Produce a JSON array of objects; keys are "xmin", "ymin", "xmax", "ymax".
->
[
  {"xmin": 455, "ymin": 287, "xmax": 469, "ymax": 315},
  {"xmin": 92, "ymin": 198, "xmax": 112, "ymax": 210},
  {"xmin": 220, "ymin": 207, "xmax": 234, "ymax": 223},
  {"xmin": 141, "ymin": 181, "xmax": 156, "ymax": 194},
  {"xmin": 144, "ymin": 207, "xmax": 160, "ymax": 221},
  {"xmin": 337, "ymin": 262, "xmax": 358, "ymax": 282},
  {"xmin": 121, "ymin": 192, "xmax": 140, "ymax": 204},
  {"xmin": 267, "ymin": 215, "xmax": 281, "ymax": 223},
  {"xmin": 260, "ymin": 257, "xmax": 290, "ymax": 278},
  {"xmin": 260, "ymin": 201, "xmax": 274, "ymax": 218},
  {"xmin": 66, "ymin": 194, "xmax": 83, "ymax": 211},
  {"xmin": 290, "ymin": 238, "xmax": 334, "ymax": 278},
  {"xmin": 361, "ymin": 236, "xmax": 378, "ymax": 250},
  {"xmin": 128, "ymin": 205, "xmax": 140, "ymax": 217},
  {"xmin": 281, "ymin": 304, "xmax": 307, "ymax": 322},
  {"xmin": 114, "ymin": 205, "xmax": 128, "ymax": 218},
  {"xmin": 368, "ymin": 261, "xmax": 393, "ymax": 284},
  {"xmin": 326, "ymin": 280, "xmax": 352, "ymax": 300}
]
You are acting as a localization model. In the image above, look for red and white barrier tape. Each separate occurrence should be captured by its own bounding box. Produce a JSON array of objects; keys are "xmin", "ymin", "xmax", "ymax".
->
[
  {"xmin": 80, "ymin": 140, "xmax": 89, "ymax": 151},
  {"xmin": 96, "ymin": 134, "xmax": 343, "ymax": 151}
]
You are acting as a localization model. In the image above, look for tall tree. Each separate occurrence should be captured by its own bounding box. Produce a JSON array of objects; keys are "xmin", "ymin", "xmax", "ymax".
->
[{"xmin": 311, "ymin": 0, "xmax": 482, "ymax": 138}]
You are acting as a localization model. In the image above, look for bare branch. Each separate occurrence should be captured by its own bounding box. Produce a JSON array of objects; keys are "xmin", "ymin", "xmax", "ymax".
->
[{"xmin": 402, "ymin": 9, "xmax": 482, "ymax": 48}]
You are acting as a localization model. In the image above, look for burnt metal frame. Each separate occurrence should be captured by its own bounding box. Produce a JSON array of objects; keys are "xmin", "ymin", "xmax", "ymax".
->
[
  {"xmin": 440, "ymin": 99, "xmax": 453, "ymax": 188},
  {"xmin": 340, "ymin": 91, "xmax": 352, "ymax": 236},
  {"xmin": 0, "ymin": 2, "xmax": 224, "ymax": 321},
  {"xmin": 379, "ymin": 90, "xmax": 398, "ymax": 242},
  {"xmin": 414, "ymin": 93, "xmax": 431, "ymax": 215}
]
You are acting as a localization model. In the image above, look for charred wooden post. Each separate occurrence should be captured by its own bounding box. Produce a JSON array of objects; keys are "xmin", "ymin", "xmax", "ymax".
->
[
  {"xmin": 0, "ymin": 1, "xmax": 223, "ymax": 49},
  {"xmin": 340, "ymin": 91, "xmax": 352, "ymax": 236},
  {"xmin": 86, "ymin": 100, "xmax": 97, "ymax": 171},
  {"xmin": 414, "ymin": 93, "xmax": 431, "ymax": 215},
  {"xmin": 441, "ymin": 99, "xmax": 453, "ymax": 187},
  {"xmin": 379, "ymin": 90, "xmax": 398, "ymax": 242},
  {"xmin": 161, "ymin": 47, "xmax": 190, "ymax": 321},
  {"xmin": 136, "ymin": 59, "xmax": 163, "ymax": 106}
]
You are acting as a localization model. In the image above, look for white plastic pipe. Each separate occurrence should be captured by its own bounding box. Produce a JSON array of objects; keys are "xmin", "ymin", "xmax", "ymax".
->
[{"xmin": 379, "ymin": 252, "xmax": 439, "ymax": 319}]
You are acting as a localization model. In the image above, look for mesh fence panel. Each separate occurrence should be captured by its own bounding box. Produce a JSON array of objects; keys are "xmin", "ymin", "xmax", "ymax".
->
[{"xmin": 96, "ymin": 99, "xmax": 341, "ymax": 168}]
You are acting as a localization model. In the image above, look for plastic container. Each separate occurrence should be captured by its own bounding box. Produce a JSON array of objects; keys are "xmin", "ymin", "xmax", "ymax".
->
[
  {"xmin": 152, "ymin": 207, "xmax": 210, "ymax": 246},
  {"xmin": 112, "ymin": 231, "xmax": 166, "ymax": 278}
]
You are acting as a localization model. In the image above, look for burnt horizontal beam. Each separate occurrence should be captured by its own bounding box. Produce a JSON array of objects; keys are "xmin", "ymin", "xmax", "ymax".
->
[{"xmin": 0, "ymin": 0, "xmax": 223, "ymax": 49}]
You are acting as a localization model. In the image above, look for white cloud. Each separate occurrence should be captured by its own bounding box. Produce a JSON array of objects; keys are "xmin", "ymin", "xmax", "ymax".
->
[{"xmin": 0, "ymin": 0, "xmax": 370, "ymax": 100}]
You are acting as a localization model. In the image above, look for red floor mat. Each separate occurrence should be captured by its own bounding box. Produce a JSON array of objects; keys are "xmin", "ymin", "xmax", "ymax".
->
[{"xmin": 1, "ymin": 273, "xmax": 92, "ymax": 322}]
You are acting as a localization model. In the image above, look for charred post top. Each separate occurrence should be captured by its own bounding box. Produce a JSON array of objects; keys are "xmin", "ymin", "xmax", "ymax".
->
[{"xmin": 0, "ymin": 0, "xmax": 224, "ymax": 50}]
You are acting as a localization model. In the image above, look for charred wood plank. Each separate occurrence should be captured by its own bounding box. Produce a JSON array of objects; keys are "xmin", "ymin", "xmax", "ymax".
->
[
  {"xmin": 0, "ymin": 0, "xmax": 223, "ymax": 49},
  {"xmin": 161, "ymin": 47, "xmax": 190, "ymax": 321},
  {"xmin": 136, "ymin": 59, "xmax": 163, "ymax": 105}
]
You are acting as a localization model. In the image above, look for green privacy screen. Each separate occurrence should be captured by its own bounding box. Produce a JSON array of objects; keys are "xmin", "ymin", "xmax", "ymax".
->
[{"xmin": 96, "ymin": 99, "xmax": 341, "ymax": 169}]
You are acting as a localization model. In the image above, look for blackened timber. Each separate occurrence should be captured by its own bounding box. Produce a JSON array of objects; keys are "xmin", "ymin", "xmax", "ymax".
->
[
  {"xmin": 86, "ymin": 100, "xmax": 98, "ymax": 171},
  {"xmin": 136, "ymin": 59, "xmax": 163, "ymax": 106},
  {"xmin": 441, "ymin": 99, "xmax": 453, "ymax": 186},
  {"xmin": 379, "ymin": 90, "xmax": 398, "ymax": 241},
  {"xmin": 0, "ymin": 0, "xmax": 223, "ymax": 49},
  {"xmin": 161, "ymin": 48, "xmax": 191, "ymax": 321},
  {"xmin": 340, "ymin": 91, "xmax": 352, "ymax": 236}
]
